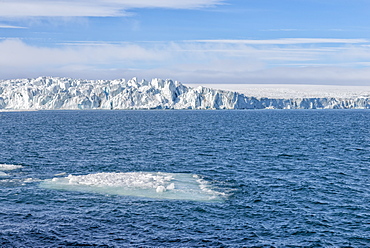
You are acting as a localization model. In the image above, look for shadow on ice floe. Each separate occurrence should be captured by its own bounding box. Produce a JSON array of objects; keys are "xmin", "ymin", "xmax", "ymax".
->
[{"xmin": 40, "ymin": 172, "xmax": 226, "ymax": 202}]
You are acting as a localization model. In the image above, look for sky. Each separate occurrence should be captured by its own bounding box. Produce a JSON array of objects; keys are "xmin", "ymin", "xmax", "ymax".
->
[{"xmin": 1, "ymin": 0, "xmax": 370, "ymax": 85}]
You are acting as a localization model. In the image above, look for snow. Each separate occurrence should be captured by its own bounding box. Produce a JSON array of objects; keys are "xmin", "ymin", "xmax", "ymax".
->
[
  {"xmin": 0, "ymin": 164, "xmax": 23, "ymax": 171},
  {"xmin": 187, "ymin": 84, "xmax": 370, "ymax": 99},
  {"xmin": 40, "ymin": 172, "xmax": 224, "ymax": 201},
  {"xmin": 1, "ymin": 77, "xmax": 369, "ymax": 110},
  {"xmin": 0, "ymin": 172, "xmax": 8, "ymax": 177},
  {"xmin": 0, "ymin": 164, "xmax": 38, "ymax": 183}
]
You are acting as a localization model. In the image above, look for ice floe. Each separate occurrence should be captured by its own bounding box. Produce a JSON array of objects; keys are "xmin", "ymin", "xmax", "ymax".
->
[
  {"xmin": 0, "ymin": 171, "xmax": 8, "ymax": 177},
  {"xmin": 0, "ymin": 164, "xmax": 23, "ymax": 171},
  {"xmin": 40, "ymin": 172, "xmax": 225, "ymax": 201}
]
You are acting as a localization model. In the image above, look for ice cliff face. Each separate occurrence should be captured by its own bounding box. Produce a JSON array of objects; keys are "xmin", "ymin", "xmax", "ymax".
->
[{"xmin": 0, "ymin": 77, "xmax": 369, "ymax": 110}]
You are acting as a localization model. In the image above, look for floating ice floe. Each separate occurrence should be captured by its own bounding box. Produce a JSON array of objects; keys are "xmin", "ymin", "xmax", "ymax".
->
[
  {"xmin": 54, "ymin": 172, "xmax": 67, "ymax": 176},
  {"xmin": 0, "ymin": 171, "xmax": 8, "ymax": 177},
  {"xmin": 0, "ymin": 178, "xmax": 41, "ymax": 184},
  {"xmin": 0, "ymin": 164, "xmax": 41, "ymax": 184},
  {"xmin": 0, "ymin": 164, "xmax": 23, "ymax": 171},
  {"xmin": 40, "ymin": 172, "xmax": 225, "ymax": 201}
]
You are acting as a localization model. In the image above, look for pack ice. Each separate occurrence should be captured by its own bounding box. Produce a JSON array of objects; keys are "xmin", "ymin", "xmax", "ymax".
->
[{"xmin": 0, "ymin": 77, "xmax": 369, "ymax": 110}]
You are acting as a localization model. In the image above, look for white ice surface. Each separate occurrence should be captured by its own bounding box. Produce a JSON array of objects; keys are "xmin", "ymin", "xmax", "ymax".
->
[
  {"xmin": 0, "ymin": 171, "xmax": 8, "ymax": 177},
  {"xmin": 0, "ymin": 164, "xmax": 23, "ymax": 171},
  {"xmin": 1, "ymin": 77, "xmax": 369, "ymax": 110},
  {"xmin": 0, "ymin": 178, "xmax": 41, "ymax": 184},
  {"xmin": 187, "ymin": 84, "xmax": 370, "ymax": 99},
  {"xmin": 40, "ymin": 172, "xmax": 225, "ymax": 201}
]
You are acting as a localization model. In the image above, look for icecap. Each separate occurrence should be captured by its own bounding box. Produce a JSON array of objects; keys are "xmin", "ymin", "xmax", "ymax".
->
[
  {"xmin": 188, "ymin": 84, "xmax": 370, "ymax": 99},
  {"xmin": 1, "ymin": 76, "xmax": 370, "ymax": 110},
  {"xmin": 40, "ymin": 172, "xmax": 225, "ymax": 201}
]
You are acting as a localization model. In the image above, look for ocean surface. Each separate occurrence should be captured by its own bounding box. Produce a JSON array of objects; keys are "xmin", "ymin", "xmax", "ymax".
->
[{"xmin": 0, "ymin": 110, "xmax": 369, "ymax": 247}]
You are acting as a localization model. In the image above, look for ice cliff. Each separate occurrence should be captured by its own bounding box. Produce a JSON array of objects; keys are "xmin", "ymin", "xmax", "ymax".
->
[{"xmin": 0, "ymin": 77, "xmax": 369, "ymax": 110}]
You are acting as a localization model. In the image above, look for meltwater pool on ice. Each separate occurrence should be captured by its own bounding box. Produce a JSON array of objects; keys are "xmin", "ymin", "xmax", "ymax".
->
[{"xmin": 40, "ymin": 172, "xmax": 225, "ymax": 201}]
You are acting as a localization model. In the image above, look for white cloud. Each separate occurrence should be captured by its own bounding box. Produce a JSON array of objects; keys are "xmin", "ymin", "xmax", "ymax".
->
[
  {"xmin": 0, "ymin": 24, "xmax": 26, "ymax": 29},
  {"xmin": 0, "ymin": 39, "xmax": 167, "ymax": 66},
  {"xmin": 0, "ymin": 1, "xmax": 127, "ymax": 17},
  {"xmin": 194, "ymin": 38, "xmax": 369, "ymax": 45},
  {"xmin": 1, "ymin": 38, "xmax": 370, "ymax": 85},
  {"xmin": 0, "ymin": 0, "xmax": 224, "ymax": 17},
  {"xmin": 124, "ymin": 66, "xmax": 370, "ymax": 86},
  {"xmin": 107, "ymin": 0, "xmax": 224, "ymax": 9}
]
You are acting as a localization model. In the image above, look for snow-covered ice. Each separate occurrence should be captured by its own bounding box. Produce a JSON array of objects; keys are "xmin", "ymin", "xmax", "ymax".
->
[
  {"xmin": 0, "ymin": 164, "xmax": 23, "ymax": 171},
  {"xmin": 188, "ymin": 84, "xmax": 370, "ymax": 99},
  {"xmin": 1, "ymin": 76, "xmax": 369, "ymax": 110},
  {"xmin": 0, "ymin": 172, "xmax": 8, "ymax": 177},
  {"xmin": 40, "ymin": 172, "xmax": 224, "ymax": 201}
]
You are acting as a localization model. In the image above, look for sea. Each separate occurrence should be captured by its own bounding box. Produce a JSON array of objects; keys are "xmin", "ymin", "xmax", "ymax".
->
[{"xmin": 0, "ymin": 110, "xmax": 369, "ymax": 247}]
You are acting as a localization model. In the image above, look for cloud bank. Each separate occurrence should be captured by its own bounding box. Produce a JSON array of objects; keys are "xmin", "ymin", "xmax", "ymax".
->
[
  {"xmin": 0, "ymin": 24, "xmax": 26, "ymax": 29},
  {"xmin": 195, "ymin": 38, "xmax": 369, "ymax": 45},
  {"xmin": 0, "ymin": 0, "xmax": 224, "ymax": 17},
  {"xmin": 1, "ymin": 38, "xmax": 370, "ymax": 85}
]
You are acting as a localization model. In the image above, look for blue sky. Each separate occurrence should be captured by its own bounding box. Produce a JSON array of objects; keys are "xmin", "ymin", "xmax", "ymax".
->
[{"xmin": 1, "ymin": 0, "xmax": 370, "ymax": 85}]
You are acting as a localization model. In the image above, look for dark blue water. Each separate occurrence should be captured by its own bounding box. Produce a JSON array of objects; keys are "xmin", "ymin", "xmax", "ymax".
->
[{"xmin": 1, "ymin": 110, "xmax": 369, "ymax": 247}]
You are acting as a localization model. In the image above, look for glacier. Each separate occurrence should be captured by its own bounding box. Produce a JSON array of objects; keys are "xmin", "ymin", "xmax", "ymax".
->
[{"xmin": 0, "ymin": 76, "xmax": 369, "ymax": 110}]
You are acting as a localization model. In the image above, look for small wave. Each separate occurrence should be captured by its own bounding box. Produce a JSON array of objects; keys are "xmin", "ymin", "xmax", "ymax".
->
[
  {"xmin": 277, "ymin": 154, "xmax": 294, "ymax": 158},
  {"xmin": 40, "ymin": 172, "xmax": 225, "ymax": 202},
  {"xmin": 0, "ymin": 164, "xmax": 23, "ymax": 171},
  {"xmin": 0, "ymin": 177, "xmax": 41, "ymax": 185},
  {"xmin": 54, "ymin": 172, "xmax": 67, "ymax": 177}
]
